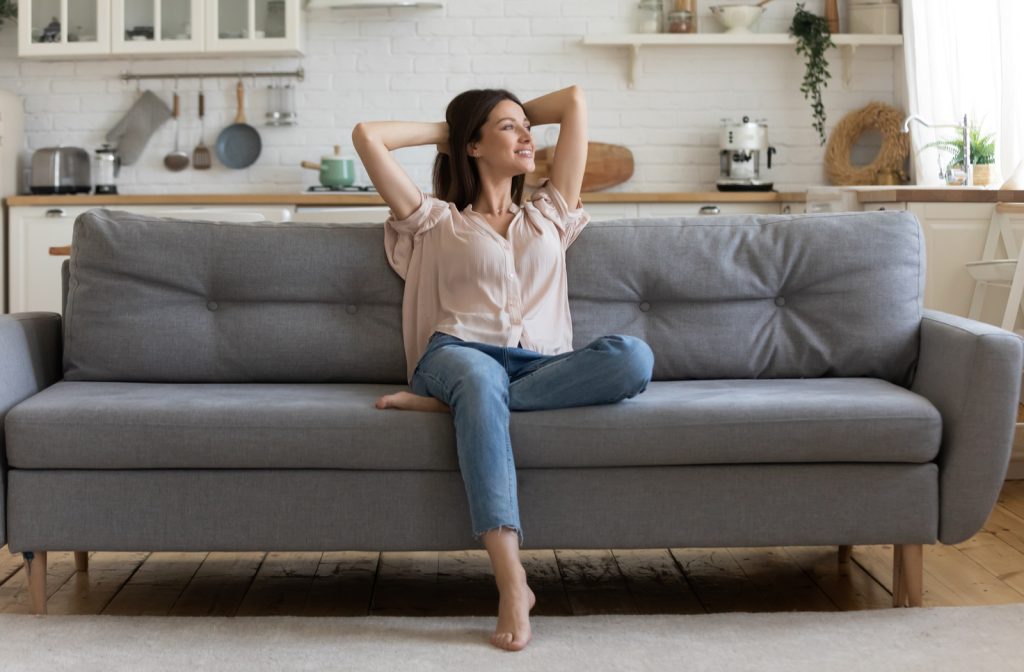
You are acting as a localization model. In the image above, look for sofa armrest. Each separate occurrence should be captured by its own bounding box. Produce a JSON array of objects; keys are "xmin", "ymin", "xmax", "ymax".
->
[
  {"xmin": 0, "ymin": 313, "xmax": 63, "ymax": 547},
  {"xmin": 911, "ymin": 309, "xmax": 1024, "ymax": 544}
]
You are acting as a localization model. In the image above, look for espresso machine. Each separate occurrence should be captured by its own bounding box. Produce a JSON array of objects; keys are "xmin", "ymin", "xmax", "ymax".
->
[{"xmin": 717, "ymin": 116, "xmax": 776, "ymax": 191}]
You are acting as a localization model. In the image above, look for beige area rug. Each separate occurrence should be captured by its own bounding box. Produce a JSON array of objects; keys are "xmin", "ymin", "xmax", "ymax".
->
[{"xmin": 3, "ymin": 605, "xmax": 1024, "ymax": 671}]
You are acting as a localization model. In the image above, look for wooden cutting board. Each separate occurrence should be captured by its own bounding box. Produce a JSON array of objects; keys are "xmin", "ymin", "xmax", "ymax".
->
[{"xmin": 525, "ymin": 142, "xmax": 634, "ymax": 192}]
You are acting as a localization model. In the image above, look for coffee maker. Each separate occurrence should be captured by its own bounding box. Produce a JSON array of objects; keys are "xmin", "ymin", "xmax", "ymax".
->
[
  {"xmin": 717, "ymin": 116, "xmax": 776, "ymax": 191},
  {"xmin": 93, "ymin": 143, "xmax": 120, "ymax": 195}
]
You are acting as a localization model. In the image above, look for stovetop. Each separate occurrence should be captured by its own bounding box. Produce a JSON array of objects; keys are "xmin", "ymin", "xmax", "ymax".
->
[{"xmin": 307, "ymin": 185, "xmax": 377, "ymax": 192}]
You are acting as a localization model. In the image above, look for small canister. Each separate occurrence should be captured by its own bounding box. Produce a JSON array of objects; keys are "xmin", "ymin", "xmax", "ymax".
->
[
  {"xmin": 636, "ymin": 0, "xmax": 664, "ymax": 33},
  {"xmin": 667, "ymin": 10, "xmax": 692, "ymax": 33}
]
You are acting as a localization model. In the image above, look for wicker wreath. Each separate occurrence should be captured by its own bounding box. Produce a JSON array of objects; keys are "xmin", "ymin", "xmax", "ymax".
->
[{"xmin": 825, "ymin": 102, "xmax": 910, "ymax": 185}]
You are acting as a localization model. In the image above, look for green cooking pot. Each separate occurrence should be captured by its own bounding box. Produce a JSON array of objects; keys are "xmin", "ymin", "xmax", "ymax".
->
[
  {"xmin": 319, "ymin": 155, "xmax": 356, "ymax": 188},
  {"xmin": 302, "ymin": 145, "xmax": 356, "ymax": 188}
]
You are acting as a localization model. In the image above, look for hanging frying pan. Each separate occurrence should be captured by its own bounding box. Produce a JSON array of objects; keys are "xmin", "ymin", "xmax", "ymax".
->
[{"xmin": 216, "ymin": 80, "xmax": 262, "ymax": 169}]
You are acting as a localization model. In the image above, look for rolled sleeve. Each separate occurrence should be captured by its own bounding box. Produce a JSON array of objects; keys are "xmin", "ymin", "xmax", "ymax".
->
[
  {"xmin": 529, "ymin": 179, "xmax": 591, "ymax": 248},
  {"xmin": 383, "ymin": 192, "xmax": 449, "ymax": 280}
]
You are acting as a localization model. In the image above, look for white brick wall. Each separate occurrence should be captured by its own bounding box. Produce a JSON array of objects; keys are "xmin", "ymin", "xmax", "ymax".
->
[{"xmin": 0, "ymin": 0, "xmax": 900, "ymax": 195}]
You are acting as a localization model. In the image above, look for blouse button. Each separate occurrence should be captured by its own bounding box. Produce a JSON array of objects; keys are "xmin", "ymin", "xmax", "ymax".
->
[
  {"xmin": 775, "ymin": 297, "xmax": 786, "ymax": 307},
  {"xmin": 639, "ymin": 301, "xmax": 651, "ymax": 312},
  {"xmin": 346, "ymin": 304, "xmax": 358, "ymax": 315}
]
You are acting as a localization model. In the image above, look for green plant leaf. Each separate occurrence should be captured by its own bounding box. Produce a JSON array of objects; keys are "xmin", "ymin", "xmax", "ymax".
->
[{"xmin": 789, "ymin": 3, "xmax": 834, "ymax": 146}]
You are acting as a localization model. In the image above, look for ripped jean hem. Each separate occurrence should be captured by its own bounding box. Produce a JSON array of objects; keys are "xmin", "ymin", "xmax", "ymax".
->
[{"xmin": 474, "ymin": 524, "xmax": 524, "ymax": 548}]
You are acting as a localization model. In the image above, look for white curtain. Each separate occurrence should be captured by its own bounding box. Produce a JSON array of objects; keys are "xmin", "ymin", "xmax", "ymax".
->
[{"xmin": 902, "ymin": 0, "xmax": 1023, "ymax": 185}]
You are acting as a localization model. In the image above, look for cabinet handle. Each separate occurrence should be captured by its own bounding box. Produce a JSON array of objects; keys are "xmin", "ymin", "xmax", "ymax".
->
[
  {"xmin": 699, "ymin": 206, "xmax": 720, "ymax": 215},
  {"xmin": 45, "ymin": 208, "xmax": 67, "ymax": 218},
  {"xmin": 782, "ymin": 205, "xmax": 792, "ymax": 214}
]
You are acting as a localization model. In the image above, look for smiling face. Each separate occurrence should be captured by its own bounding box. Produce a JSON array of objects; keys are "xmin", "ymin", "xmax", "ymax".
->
[{"xmin": 467, "ymin": 99, "xmax": 535, "ymax": 177}]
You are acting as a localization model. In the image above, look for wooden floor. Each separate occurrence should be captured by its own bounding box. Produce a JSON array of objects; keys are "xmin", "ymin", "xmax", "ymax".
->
[{"xmin": 3, "ymin": 480, "xmax": 1024, "ymax": 617}]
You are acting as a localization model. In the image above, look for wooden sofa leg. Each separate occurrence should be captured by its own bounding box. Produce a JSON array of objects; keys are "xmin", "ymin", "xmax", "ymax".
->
[
  {"xmin": 838, "ymin": 545, "xmax": 852, "ymax": 564},
  {"xmin": 74, "ymin": 552, "xmax": 89, "ymax": 572},
  {"xmin": 892, "ymin": 545, "xmax": 904, "ymax": 607},
  {"xmin": 23, "ymin": 551, "xmax": 47, "ymax": 615},
  {"xmin": 893, "ymin": 544, "xmax": 923, "ymax": 607}
]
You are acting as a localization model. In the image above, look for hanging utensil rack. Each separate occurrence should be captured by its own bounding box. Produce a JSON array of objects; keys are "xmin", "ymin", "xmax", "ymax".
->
[{"xmin": 121, "ymin": 67, "xmax": 305, "ymax": 83}]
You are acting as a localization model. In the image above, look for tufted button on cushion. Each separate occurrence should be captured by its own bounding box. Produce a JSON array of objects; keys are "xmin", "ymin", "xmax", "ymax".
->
[
  {"xmin": 639, "ymin": 301, "xmax": 651, "ymax": 312},
  {"xmin": 345, "ymin": 304, "xmax": 358, "ymax": 315},
  {"xmin": 206, "ymin": 301, "xmax": 218, "ymax": 311},
  {"xmin": 775, "ymin": 297, "xmax": 786, "ymax": 307}
]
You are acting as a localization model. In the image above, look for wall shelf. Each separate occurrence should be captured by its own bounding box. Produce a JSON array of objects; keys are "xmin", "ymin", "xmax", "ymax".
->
[{"xmin": 581, "ymin": 33, "xmax": 904, "ymax": 87}]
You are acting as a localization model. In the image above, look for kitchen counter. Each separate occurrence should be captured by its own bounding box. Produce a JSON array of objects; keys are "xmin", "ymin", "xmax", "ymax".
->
[
  {"xmin": 14, "ymin": 188, "xmax": 1024, "ymax": 208},
  {"xmin": 4, "ymin": 191, "xmax": 807, "ymax": 207},
  {"xmin": 850, "ymin": 186, "xmax": 1024, "ymax": 204}
]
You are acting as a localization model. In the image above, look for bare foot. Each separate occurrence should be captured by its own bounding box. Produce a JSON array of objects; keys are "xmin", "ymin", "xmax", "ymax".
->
[
  {"xmin": 491, "ymin": 576, "xmax": 536, "ymax": 652},
  {"xmin": 374, "ymin": 390, "xmax": 450, "ymax": 413}
]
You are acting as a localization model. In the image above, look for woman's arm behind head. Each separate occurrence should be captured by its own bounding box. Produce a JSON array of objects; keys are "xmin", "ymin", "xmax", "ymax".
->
[
  {"xmin": 351, "ymin": 121, "xmax": 449, "ymax": 221},
  {"xmin": 522, "ymin": 86, "xmax": 588, "ymax": 210}
]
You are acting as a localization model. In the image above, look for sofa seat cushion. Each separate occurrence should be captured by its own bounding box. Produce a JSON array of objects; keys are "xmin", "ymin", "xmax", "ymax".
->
[{"xmin": 5, "ymin": 379, "xmax": 941, "ymax": 470}]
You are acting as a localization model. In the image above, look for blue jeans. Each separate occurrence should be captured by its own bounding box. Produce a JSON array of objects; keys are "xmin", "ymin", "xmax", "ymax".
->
[{"xmin": 409, "ymin": 332, "xmax": 655, "ymax": 547}]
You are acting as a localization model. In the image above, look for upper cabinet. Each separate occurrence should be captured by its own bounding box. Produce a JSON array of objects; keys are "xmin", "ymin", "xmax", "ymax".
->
[
  {"xmin": 205, "ymin": 0, "xmax": 302, "ymax": 53},
  {"xmin": 111, "ymin": 0, "xmax": 204, "ymax": 54},
  {"xmin": 18, "ymin": 0, "xmax": 303, "ymax": 58},
  {"xmin": 19, "ymin": 0, "xmax": 112, "ymax": 57}
]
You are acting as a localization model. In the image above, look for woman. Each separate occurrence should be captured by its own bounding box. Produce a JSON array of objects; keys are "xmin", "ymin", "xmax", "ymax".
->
[{"xmin": 352, "ymin": 85, "xmax": 654, "ymax": 652}]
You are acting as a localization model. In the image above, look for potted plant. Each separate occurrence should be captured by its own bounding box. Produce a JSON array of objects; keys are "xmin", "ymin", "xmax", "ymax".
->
[
  {"xmin": 922, "ymin": 121, "xmax": 997, "ymax": 186},
  {"xmin": 0, "ymin": 1, "xmax": 15, "ymax": 29},
  {"xmin": 789, "ymin": 3, "xmax": 834, "ymax": 146}
]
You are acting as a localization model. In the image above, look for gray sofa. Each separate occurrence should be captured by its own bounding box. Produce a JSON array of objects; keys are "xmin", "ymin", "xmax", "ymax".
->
[{"xmin": 2, "ymin": 207, "xmax": 1021, "ymax": 615}]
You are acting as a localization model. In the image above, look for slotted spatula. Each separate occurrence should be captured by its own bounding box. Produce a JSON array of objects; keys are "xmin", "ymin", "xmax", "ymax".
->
[{"xmin": 192, "ymin": 90, "xmax": 211, "ymax": 170}]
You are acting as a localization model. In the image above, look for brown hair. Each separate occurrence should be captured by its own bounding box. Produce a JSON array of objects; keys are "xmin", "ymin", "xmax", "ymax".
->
[{"xmin": 432, "ymin": 89, "xmax": 526, "ymax": 210}]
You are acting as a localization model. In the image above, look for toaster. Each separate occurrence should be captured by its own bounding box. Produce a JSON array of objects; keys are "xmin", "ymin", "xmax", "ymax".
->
[{"xmin": 30, "ymin": 146, "xmax": 91, "ymax": 194}]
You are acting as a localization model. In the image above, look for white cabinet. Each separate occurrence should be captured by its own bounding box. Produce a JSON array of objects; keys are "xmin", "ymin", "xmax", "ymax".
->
[
  {"xmin": 18, "ymin": 0, "xmax": 302, "ymax": 58},
  {"xmin": 587, "ymin": 201, "xmax": 781, "ymax": 221},
  {"xmin": 205, "ymin": 0, "xmax": 303, "ymax": 54},
  {"xmin": 292, "ymin": 206, "xmax": 391, "ymax": 224},
  {"xmin": 18, "ymin": 0, "xmax": 112, "ymax": 57},
  {"xmin": 905, "ymin": 203, "xmax": 997, "ymax": 319},
  {"xmin": 638, "ymin": 202, "xmax": 781, "ymax": 217},
  {"xmin": 112, "ymin": 0, "xmax": 204, "ymax": 54},
  {"xmin": 586, "ymin": 203, "xmax": 640, "ymax": 221},
  {"xmin": 7, "ymin": 204, "xmax": 295, "ymax": 315}
]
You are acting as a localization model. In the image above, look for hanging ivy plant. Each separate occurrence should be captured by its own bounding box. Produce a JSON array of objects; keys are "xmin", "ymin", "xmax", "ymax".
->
[
  {"xmin": 789, "ymin": 3, "xmax": 834, "ymax": 146},
  {"xmin": 0, "ymin": 2, "xmax": 16, "ymax": 29}
]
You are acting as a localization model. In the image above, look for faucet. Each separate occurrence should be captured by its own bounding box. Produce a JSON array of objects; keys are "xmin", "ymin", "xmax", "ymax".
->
[{"xmin": 902, "ymin": 114, "xmax": 972, "ymax": 186}]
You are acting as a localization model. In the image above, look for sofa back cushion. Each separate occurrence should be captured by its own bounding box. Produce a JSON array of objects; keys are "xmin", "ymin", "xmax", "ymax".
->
[{"xmin": 63, "ymin": 208, "xmax": 923, "ymax": 385}]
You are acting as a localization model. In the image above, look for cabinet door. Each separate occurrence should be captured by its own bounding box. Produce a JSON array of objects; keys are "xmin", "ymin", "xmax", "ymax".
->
[
  {"xmin": 861, "ymin": 202, "xmax": 908, "ymax": 212},
  {"xmin": 637, "ymin": 202, "xmax": 781, "ymax": 217},
  {"xmin": 112, "ymin": 0, "xmax": 204, "ymax": 54},
  {"xmin": 18, "ymin": 0, "xmax": 111, "ymax": 57},
  {"xmin": 585, "ymin": 203, "xmax": 638, "ymax": 221},
  {"xmin": 909, "ymin": 203, "xmax": 996, "ymax": 318},
  {"xmin": 8, "ymin": 206, "xmax": 86, "ymax": 314},
  {"xmin": 205, "ymin": 0, "xmax": 302, "ymax": 54},
  {"xmin": 293, "ymin": 207, "xmax": 391, "ymax": 224}
]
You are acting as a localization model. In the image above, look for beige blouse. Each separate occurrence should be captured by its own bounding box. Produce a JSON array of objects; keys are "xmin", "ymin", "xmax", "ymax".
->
[{"xmin": 384, "ymin": 179, "xmax": 591, "ymax": 383}]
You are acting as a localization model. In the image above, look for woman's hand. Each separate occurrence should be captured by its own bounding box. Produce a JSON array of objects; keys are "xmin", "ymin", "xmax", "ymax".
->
[{"xmin": 436, "ymin": 140, "xmax": 450, "ymax": 156}]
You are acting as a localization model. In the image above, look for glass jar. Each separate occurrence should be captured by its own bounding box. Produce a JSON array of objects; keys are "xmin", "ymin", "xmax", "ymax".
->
[
  {"xmin": 636, "ymin": 0, "xmax": 664, "ymax": 34},
  {"xmin": 667, "ymin": 10, "xmax": 692, "ymax": 33}
]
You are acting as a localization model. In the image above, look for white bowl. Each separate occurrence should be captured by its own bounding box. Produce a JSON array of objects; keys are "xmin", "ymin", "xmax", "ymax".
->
[{"xmin": 709, "ymin": 5, "xmax": 765, "ymax": 33}]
